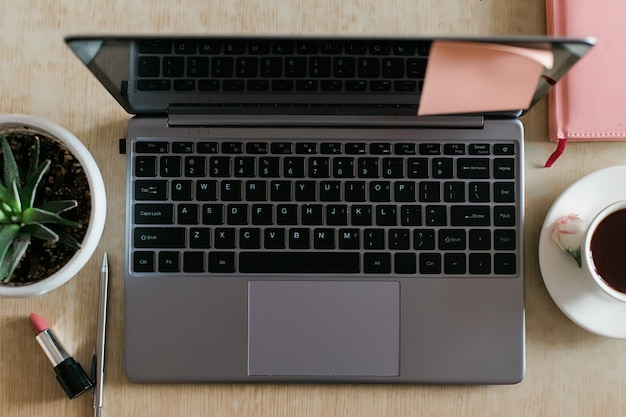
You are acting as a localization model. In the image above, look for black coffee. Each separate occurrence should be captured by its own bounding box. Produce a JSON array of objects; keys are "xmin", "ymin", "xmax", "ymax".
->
[{"xmin": 590, "ymin": 209, "xmax": 626, "ymax": 294}]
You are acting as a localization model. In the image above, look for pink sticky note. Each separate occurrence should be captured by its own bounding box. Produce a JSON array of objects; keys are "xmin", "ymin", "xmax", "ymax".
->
[{"xmin": 417, "ymin": 41, "xmax": 554, "ymax": 116}]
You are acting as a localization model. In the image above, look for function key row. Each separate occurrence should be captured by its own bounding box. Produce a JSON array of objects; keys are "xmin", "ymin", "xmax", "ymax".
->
[
  {"xmin": 138, "ymin": 39, "xmax": 432, "ymax": 57},
  {"xmin": 135, "ymin": 141, "xmax": 515, "ymax": 156}
]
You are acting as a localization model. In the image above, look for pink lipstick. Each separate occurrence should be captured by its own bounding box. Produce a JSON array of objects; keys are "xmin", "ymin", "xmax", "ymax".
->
[{"xmin": 29, "ymin": 313, "xmax": 93, "ymax": 399}]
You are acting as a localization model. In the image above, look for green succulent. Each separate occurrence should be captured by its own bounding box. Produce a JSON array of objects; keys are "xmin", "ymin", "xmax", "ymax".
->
[{"xmin": 0, "ymin": 135, "xmax": 81, "ymax": 283}]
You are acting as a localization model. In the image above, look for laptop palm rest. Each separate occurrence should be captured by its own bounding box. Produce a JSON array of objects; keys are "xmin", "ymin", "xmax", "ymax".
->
[{"xmin": 248, "ymin": 281, "xmax": 400, "ymax": 377}]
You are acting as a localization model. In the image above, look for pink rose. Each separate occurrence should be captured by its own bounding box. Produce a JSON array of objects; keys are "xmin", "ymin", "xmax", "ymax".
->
[{"xmin": 550, "ymin": 213, "xmax": 584, "ymax": 267}]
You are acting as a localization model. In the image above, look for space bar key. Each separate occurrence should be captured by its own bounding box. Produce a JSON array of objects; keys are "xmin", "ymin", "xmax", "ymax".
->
[{"xmin": 240, "ymin": 252, "xmax": 360, "ymax": 273}]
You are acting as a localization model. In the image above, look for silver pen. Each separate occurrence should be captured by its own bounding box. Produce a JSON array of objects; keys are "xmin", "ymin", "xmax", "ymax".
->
[{"xmin": 93, "ymin": 253, "xmax": 109, "ymax": 417}]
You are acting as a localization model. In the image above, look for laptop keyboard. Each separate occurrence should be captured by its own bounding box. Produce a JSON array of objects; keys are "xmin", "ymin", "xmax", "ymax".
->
[
  {"xmin": 135, "ymin": 38, "xmax": 430, "ymax": 93},
  {"xmin": 131, "ymin": 138, "xmax": 519, "ymax": 277}
]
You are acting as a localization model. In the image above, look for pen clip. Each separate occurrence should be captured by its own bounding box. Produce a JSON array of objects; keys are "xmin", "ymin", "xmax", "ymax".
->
[{"xmin": 90, "ymin": 353, "xmax": 98, "ymax": 386}]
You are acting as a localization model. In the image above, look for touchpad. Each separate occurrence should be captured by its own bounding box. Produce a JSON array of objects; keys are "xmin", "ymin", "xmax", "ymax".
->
[{"xmin": 248, "ymin": 281, "xmax": 400, "ymax": 377}]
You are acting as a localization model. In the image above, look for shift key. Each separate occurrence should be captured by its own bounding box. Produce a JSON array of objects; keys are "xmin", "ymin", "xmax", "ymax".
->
[{"xmin": 134, "ymin": 227, "xmax": 186, "ymax": 248}]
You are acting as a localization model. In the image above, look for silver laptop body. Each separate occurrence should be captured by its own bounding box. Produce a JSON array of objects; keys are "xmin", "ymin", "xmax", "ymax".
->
[{"xmin": 66, "ymin": 35, "xmax": 593, "ymax": 384}]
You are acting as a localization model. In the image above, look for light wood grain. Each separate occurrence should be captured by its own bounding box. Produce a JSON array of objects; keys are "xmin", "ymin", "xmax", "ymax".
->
[{"xmin": 1, "ymin": 1, "xmax": 624, "ymax": 416}]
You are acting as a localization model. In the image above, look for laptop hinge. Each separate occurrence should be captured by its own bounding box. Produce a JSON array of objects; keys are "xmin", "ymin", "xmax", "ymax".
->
[{"xmin": 166, "ymin": 105, "xmax": 485, "ymax": 129}]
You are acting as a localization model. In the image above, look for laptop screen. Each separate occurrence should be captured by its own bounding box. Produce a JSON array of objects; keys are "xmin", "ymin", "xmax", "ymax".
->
[{"xmin": 65, "ymin": 35, "xmax": 594, "ymax": 116}]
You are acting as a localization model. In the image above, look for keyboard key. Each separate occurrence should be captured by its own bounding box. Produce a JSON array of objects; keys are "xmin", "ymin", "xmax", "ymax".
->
[
  {"xmin": 185, "ymin": 156, "xmax": 206, "ymax": 177},
  {"xmin": 183, "ymin": 252, "xmax": 205, "ymax": 273},
  {"xmin": 271, "ymin": 181, "xmax": 292, "ymax": 201},
  {"xmin": 420, "ymin": 253, "xmax": 441, "ymax": 274},
  {"xmin": 171, "ymin": 180, "xmax": 193, "ymax": 201},
  {"xmin": 135, "ymin": 156, "xmax": 157, "ymax": 177},
  {"xmin": 136, "ymin": 141, "xmax": 169, "ymax": 154},
  {"xmin": 302, "ymin": 204, "xmax": 323, "ymax": 225},
  {"xmin": 382, "ymin": 158, "xmax": 404, "ymax": 178},
  {"xmin": 494, "ymin": 158, "xmax": 515, "ymax": 179},
  {"xmin": 239, "ymin": 252, "xmax": 360, "ymax": 273},
  {"xmin": 469, "ymin": 229, "xmax": 491, "ymax": 250},
  {"xmin": 469, "ymin": 182, "xmax": 490, "ymax": 202},
  {"xmin": 288, "ymin": 228, "xmax": 310, "ymax": 249},
  {"xmin": 469, "ymin": 144, "xmax": 491, "ymax": 155},
  {"xmin": 494, "ymin": 253, "xmax": 517, "ymax": 275},
  {"xmin": 215, "ymin": 228, "xmax": 236, "ymax": 248},
  {"xmin": 401, "ymin": 205, "xmax": 422, "ymax": 226},
  {"xmin": 137, "ymin": 79, "xmax": 171, "ymax": 91},
  {"xmin": 137, "ymin": 56, "xmax": 160, "ymax": 77},
  {"xmin": 395, "ymin": 182, "xmax": 416, "ymax": 202},
  {"xmin": 196, "ymin": 180, "xmax": 218, "ymax": 201},
  {"xmin": 247, "ymin": 142, "xmax": 269, "ymax": 154},
  {"xmin": 425, "ymin": 205, "xmax": 447, "ymax": 226},
  {"xmin": 245, "ymin": 180, "xmax": 267, "ymax": 201},
  {"xmin": 252, "ymin": 204, "xmax": 273, "ymax": 225},
  {"xmin": 159, "ymin": 251, "xmax": 180, "ymax": 273},
  {"xmin": 138, "ymin": 40, "xmax": 171, "ymax": 54},
  {"xmin": 314, "ymin": 228, "xmax": 335, "ymax": 249},
  {"xmin": 177, "ymin": 204, "xmax": 199, "ymax": 224},
  {"xmin": 197, "ymin": 142, "xmax": 218, "ymax": 153},
  {"xmin": 364, "ymin": 229, "xmax": 385, "ymax": 249},
  {"xmin": 469, "ymin": 253, "xmax": 491, "ymax": 274},
  {"xmin": 438, "ymin": 229, "xmax": 466, "ymax": 250},
  {"xmin": 444, "ymin": 253, "xmax": 466, "ymax": 274},
  {"xmin": 494, "ymin": 143, "xmax": 515, "ymax": 155},
  {"xmin": 494, "ymin": 182, "xmax": 515, "ymax": 203},
  {"xmin": 419, "ymin": 144, "xmax": 441, "ymax": 155},
  {"xmin": 395, "ymin": 253, "xmax": 417, "ymax": 274},
  {"xmin": 394, "ymin": 143, "xmax": 416, "ymax": 155},
  {"xmin": 240, "ymin": 228, "xmax": 261, "ymax": 249},
  {"xmin": 227, "ymin": 204, "xmax": 249, "ymax": 225},
  {"xmin": 190, "ymin": 228, "xmax": 211, "ymax": 248},
  {"xmin": 414, "ymin": 229, "xmax": 435, "ymax": 250},
  {"xmin": 389, "ymin": 229, "xmax": 410, "ymax": 250},
  {"xmin": 457, "ymin": 158, "xmax": 490, "ymax": 179},
  {"xmin": 264, "ymin": 228, "xmax": 285, "ymax": 249},
  {"xmin": 364, "ymin": 253, "xmax": 391, "ymax": 273},
  {"xmin": 376, "ymin": 205, "xmax": 397, "ymax": 226},
  {"xmin": 134, "ymin": 227, "xmax": 186, "ymax": 248},
  {"xmin": 202, "ymin": 204, "xmax": 224, "ymax": 225},
  {"xmin": 295, "ymin": 181, "xmax": 316, "ymax": 201},
  {"xmin": 494, "ymin": 229, "xmax": 516, "ymax": 250},
  {"xmin": 163, "ymin": 57, "xmax": 184, "ymax": 77},
  {"xmin": 321, "ymin": 143, "xmax": 342, "ymax": 154},
  {"xmin": 134, "ymin": 251, "xmax": 155, "ymax": 272},
  {"xmin": 135, "ymin": 180, "xmax": 167, "ymax": 200},
  {"xmin": 160, "ymin": 156, "xmax": 181, "ymax": 177},
  {"xmin": 135, "ymin": 204, "xmax": 174, "ymax": 224},
  {"xmin": 348, "ymin": 204, "xmax": 370, "ymax": 226},
  {"xmin": 450, "ymin": 206, "xmax": 491, "ymax": 226},
  {"xmin": 208, "ymin": 252, "xmax": 236, "ymax": 273},
  {"xmin": 296, "ymin": 143, "xmax": 317, "ymax": 154},
  {"xmin": 370, "ymin": 181, "xmax": 391, "ymax": 202},
  {"xmin": 271, "ymin": 142, "xmax": 293, "ymax": 154},
  {"xmin": 327, "ymin": 205, "xmax": 348, "ymax": 225},
  {"xmin": 494, "ymin": 206, "xmax": 516, "ymax": 226},
  {"xmin": 338, "ymin": 229, "xmax": 360, "ymax": 249}
]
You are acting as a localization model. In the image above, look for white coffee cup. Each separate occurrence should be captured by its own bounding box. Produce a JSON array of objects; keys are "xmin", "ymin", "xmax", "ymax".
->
[{"xmin": 582, "ymin": 199, "xmax": 626, "ymax": 303}]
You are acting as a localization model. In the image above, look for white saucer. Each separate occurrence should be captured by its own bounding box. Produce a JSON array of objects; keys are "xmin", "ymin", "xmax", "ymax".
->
[{"xmin": 539, "ymin": 166, "xmax": 626, "ymax": 338}]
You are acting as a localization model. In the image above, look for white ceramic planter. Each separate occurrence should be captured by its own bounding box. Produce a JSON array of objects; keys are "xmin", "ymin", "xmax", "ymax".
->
[{"xmin": 0, "ymin": 114, "xmax": 106, "ymax": 297}]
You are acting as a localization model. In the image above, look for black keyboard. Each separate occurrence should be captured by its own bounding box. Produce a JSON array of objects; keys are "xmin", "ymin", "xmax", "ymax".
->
[
  {"xmin": 130, "ymin": 138, "xmax": 519, "ymax": 277},
  {"xmin": 135, "ymin": 38, "xmax": 430, "ymax": 93}
]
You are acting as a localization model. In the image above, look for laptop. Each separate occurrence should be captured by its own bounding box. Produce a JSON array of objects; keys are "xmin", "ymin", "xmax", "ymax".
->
[{"xmin": 66, "ymin": 35, "xmax": 593, "ymax": 384}]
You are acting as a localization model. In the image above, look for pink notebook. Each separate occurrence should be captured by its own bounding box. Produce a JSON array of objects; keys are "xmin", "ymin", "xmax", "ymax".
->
[{"xmin": 546, "ymin": 1, "xmax": 626, "ymax": 166}]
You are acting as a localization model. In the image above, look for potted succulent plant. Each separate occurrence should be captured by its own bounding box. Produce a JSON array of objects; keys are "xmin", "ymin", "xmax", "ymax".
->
[{"xmin": 0, "ymin": 114, "xmax": 106, "ymax": 297}]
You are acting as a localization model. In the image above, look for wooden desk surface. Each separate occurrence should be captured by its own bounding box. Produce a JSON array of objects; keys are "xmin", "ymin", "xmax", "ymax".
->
[{"xmin": 1, "ymin": 1, "xmax": 624, "ymax": 416}]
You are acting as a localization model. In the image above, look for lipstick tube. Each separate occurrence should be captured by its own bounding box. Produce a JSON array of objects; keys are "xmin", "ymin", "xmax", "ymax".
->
[{"xmin": 30, "ymin": 313, "xmax": 93, "ymax": 399}]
